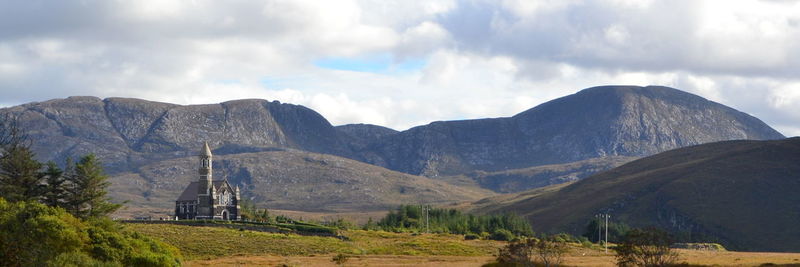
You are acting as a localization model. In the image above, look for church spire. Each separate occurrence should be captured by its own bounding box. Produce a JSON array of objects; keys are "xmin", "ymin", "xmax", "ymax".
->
[
  {"xmin": 198, "ymin": 142, "xmax": 213, "ymax": 195},
  {"xmin": 201, "ymin": 141, "xmax": 212, "ymax": 156}
]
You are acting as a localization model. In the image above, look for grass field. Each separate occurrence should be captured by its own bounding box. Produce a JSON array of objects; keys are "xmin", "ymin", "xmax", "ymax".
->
[
  {"xmin": 127, "ymin": 223, "xmax": 800, "ymax": 266},
  {"xmin": 126, "ymin": 223, "xmax": 503, "ymax": 260},
  {"xmin": 184, "ymin": 251, "xmax": 800, "ymax": 267}
]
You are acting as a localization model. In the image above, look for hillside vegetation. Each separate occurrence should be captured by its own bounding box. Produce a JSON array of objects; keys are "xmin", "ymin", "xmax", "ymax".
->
[{"xmin": 471, "ymin": 138, "xmax": 800, "ymax": 252}]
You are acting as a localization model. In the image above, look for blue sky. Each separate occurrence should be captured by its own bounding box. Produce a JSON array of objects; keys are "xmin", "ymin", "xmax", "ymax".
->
[
  {"xmin": 314, "ymin": 54, "xmax": 427, "ymax": 74},
  {"xmin": 0, "ymin": 0, "xmax": 799, "ymax": 135}
]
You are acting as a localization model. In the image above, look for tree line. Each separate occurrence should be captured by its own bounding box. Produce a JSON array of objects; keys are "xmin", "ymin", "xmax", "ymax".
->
[
  {"xmin": 0, "ymin": 117, "xmax": 120, "ymax": 219},
  {"xmin": 368, "ymin": 204, "xmax": 534, "ymax": 240},
  {"xmin": 0, "ymin": 116, "xmax": 180, "ymax": 266}
]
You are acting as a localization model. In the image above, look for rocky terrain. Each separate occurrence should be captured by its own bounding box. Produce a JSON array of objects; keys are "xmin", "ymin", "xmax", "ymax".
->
[
  {"xmin": 0, "ymin": 85, "xmax": 785, "ymax": 213},
  {"xmin": 113, "ymin": 148, "xmax": 492, "ymax": 215},
  {"xmin": 360, "ymin": 86, "xmax": 784, "ymax": 177},
  {"xmin": 468, "ymin": 138, "xmax": 800, "ymax": 252}
]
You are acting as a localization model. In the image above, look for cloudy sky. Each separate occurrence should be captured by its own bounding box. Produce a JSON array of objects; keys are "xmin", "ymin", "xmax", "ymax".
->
[{"xmin": 1, "ymin": 0, "xmax": 799, "ymax": 135}]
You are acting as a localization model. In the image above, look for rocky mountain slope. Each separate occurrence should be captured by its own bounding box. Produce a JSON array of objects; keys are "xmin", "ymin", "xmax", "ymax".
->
[
  {"xmin": 112, "ymin": 148, "xmax": 492, "ymax": 215},
  {"xmin": 0, "ymin": 85, "xmax": 785, "ymax": 212},
  {"xmin": 360, "ymin": 86, "xmax": 784, "ymax": 178},
  {"xmin": 1, "ymin": 97, "xmax": 355, "ymax": 172},
  {"xmin": 469, "ymin": 138, "xmax": 800, "ymax": 252}
]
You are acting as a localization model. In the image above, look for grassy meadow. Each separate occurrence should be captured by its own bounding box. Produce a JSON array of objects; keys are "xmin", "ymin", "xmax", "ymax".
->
[
  {"xmin": 126, "ymin": 223, "xmax": 503, "ymax": 260},
  {"xmin": 127, "ymin": 223, "xmax": 800, "ymax": 267}
]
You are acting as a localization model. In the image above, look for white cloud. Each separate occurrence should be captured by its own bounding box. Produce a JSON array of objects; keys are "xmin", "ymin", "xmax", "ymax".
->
[{"xmin": 0, "ymin": 0, "xmax": 797, "ymax": 136}]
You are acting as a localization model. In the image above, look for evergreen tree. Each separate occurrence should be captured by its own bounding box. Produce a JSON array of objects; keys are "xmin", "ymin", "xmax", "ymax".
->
[
  {"xmin": 0, "ymin": 116, "xmax": 44, "ymax": 203},
  {"xmin": 0, "ymin": 145, "xmax": 44, "ymax": 202},
  {"xmin": 65, "ymin": 154, "xmax": 121, "ymax": 219},
  {"xmin": 41, "ymin": 161, "xmax": 66, "ymax": 208},
  {"xmin": 0, "ymin": 115, "xmax": 30, "ymax": 152}
]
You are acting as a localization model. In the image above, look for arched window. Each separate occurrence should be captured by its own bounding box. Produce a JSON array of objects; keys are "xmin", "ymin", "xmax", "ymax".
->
[{"xmin": 219, "ymin": 190, "xmax": 233, "ymax": 206}]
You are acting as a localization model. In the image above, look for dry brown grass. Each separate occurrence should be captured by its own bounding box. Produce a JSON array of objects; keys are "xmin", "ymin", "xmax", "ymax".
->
[
  {"xmin": 184, "ymin": 249, "xmax": 800, "ymax": 267},
  {"xmin": 675, "ymin": 249, "xmax": 800, "ymax": 266},
  {"xmin": 184, "ymin": 255, "xmax": 495, "ymax": 267}
]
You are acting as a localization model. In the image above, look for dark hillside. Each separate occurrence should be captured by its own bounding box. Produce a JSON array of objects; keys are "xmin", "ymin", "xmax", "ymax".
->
[{"xmin": 472, "ymin": 137, "xmax": 800, "ymax": 252}]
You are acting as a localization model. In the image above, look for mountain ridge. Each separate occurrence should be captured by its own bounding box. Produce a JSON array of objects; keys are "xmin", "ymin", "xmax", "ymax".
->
[
  {"xmin": 357, "ymin": 85, "xmax": 784, "ymax": 178},
  {"xmin": 0, "ymin": 85, "xmax": 785, "ymax": 212}
]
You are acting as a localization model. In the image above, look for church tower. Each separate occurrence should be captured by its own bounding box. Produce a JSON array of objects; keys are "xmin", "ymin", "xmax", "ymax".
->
[
  {"xmin": 196, "ymin": 142, "xmax": 213, "ymax": 218},
  {"xmin": 175, "ymin": 141, "xmax": 240, "ymax": 220}
]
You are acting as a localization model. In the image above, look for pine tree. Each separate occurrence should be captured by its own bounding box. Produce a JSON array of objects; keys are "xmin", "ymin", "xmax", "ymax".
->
[
  {"xmin": 0, "ymin": 116, "xmax": 44, "ymax": 202},
  {"xmin": 65, "ymin": 154, "xmax": 121, "ymax": 219},
  {"xmin": 0, "ymin": 145, "xmax": 44, "ymax": 202},
  {"xmin": 41, "ymin": 161, "xmax": 66, "ymax": 208}
]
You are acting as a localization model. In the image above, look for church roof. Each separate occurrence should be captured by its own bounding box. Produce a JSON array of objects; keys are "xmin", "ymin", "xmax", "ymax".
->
[
  {"xmin": 175, "ymin": 180, "xmax": 234, "ymax": 202},
  {"xmin": 176, "ymin": 182, "xmax": 199, "ymax": 201},
  {"xmin": 212, "ymin": 180, "xmax": 229, "ymax": 189}
]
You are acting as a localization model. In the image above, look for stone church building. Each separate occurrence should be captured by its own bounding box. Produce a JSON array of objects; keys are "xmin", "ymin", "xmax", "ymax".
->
[{"xmin": 175, "ymin": 142, "xmax": 240, "ymax": 220}]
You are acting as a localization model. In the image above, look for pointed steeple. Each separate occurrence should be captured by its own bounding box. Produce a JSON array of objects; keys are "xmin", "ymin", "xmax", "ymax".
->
[
  {"xmin": 201, "ymin": 142, "xmax": 212, "ymax": 156},
  {"xmin": 198, "ymin": 141, "xmax": 213, "ymax": 195}
]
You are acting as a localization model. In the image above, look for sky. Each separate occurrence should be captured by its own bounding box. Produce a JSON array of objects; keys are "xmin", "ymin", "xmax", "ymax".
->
[{"xmin": 0, "ymin": 0, "xmax": 799, "ymax": 135}]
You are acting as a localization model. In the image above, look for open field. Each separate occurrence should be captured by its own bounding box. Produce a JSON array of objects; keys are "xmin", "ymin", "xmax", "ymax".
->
[
  {"xmin": 126, "ymin": 223, "xmax": 503, "ymax": 260},
  {"xmin": 184, "ymin": 255, "xmax": 496, "ymax": 267},
  {"xmin": 184, "ymin": 251, "xmax": 800, "ymax": 267},
  {"xmin": 127, "ymin": 223, "xmax": 800, "ymax": 267}
]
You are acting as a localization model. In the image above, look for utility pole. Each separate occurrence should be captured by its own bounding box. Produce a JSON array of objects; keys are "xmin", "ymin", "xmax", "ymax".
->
[
  {"xmin": 425, "ymin": 205, "xmax": 430, "ymax": 234},
  {"xmin": 420, "ymin": 204, "xmax": 430, "ymax": 234},
  {"xmin": 604, "ymin": 214, "xmax": 610, "ymax": 253}
]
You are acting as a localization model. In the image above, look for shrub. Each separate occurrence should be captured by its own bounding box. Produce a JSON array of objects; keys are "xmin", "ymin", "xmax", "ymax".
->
[
  {"xmin": 331, "ymin": 253, "xmax": 350, "ymax": 265},
  {"xmin": 48, "ymin": 252, "xmax": 117, "ymax": 267},
  {"xmin": 494, "ymin": 237, "xmax": 568, "ymax": 267},
  {"xmin": 0, "ymin": 198, "xmax": 88, "ymax": 266},
  {"xmin": 491, "ymin": 229, "xmax": 516, "ymax": 241},
  {"xmin": 496, "ymin": 239, "xmax": 534, "ymax": 266},
  {"xmin": 532, "ymin": 237, "xmax": 569, "ymax": 267},
  {"xmin": 0, "ymin": 198, "xmax": 181, "ymax": 267},
  {"xmin": 614, "ymin": 227, "xmax": 679, "ymax": 267}
]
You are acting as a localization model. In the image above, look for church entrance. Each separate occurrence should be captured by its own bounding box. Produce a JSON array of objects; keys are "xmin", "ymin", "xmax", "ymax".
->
[{"xmin": 221, "ymin": 210, "xmax": 229, "ymax": 220}]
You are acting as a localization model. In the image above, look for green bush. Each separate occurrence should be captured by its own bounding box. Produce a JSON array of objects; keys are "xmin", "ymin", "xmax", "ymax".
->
[
  {"xmin": 48, "ymin": 252, "xmax": 118, "ymax": 267},
  {"xmin": 490, "ymin": 229, "xmax": 516, "ymax": 241},
  {"xmin": 331, "ymin": 253, "xmax": 350, "ymax": 265},
  {"xmin": 0, "ymin": 198, "xmax": 181, "ymax": 267}
]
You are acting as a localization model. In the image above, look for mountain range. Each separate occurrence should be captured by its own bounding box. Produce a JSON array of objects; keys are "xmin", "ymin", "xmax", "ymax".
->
[{"xmin": 0, "ymin": 85, "xmax": 785, "ymax": 214}]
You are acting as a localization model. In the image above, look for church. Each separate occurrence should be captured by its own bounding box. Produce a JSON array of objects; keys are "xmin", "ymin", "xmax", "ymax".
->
[{"xmin": 175, "ymin": 142, "xmax": 240, "ymax": 220}]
